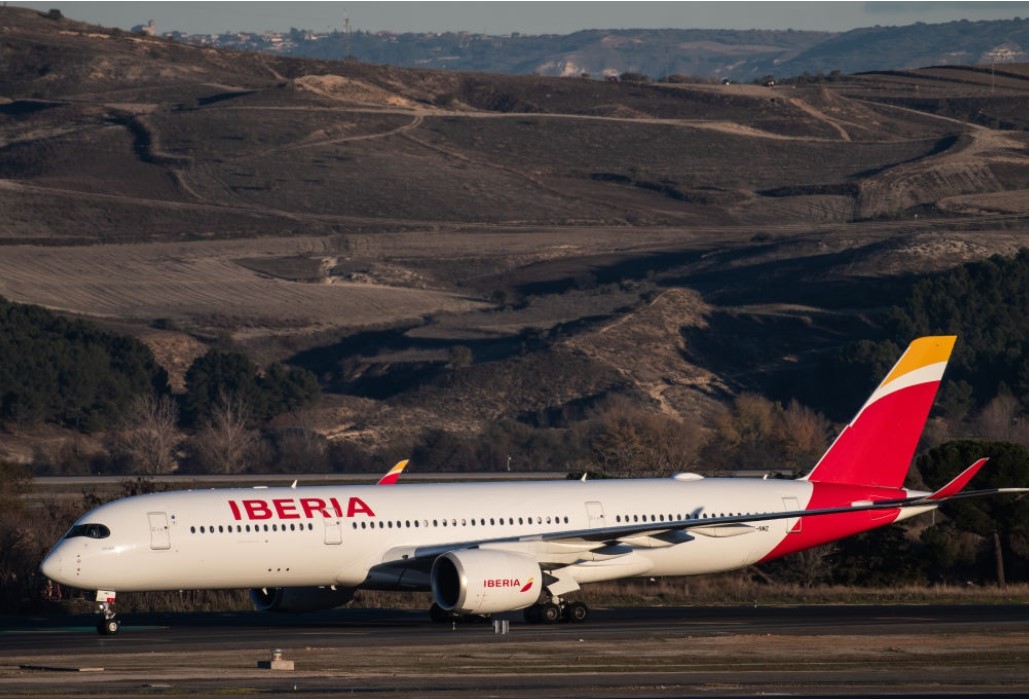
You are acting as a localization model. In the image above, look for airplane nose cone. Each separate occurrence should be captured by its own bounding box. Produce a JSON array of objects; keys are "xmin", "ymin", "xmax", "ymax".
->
[{"xmin": 40, "ymin": 549, "xmax": 63, "ymax": 582}]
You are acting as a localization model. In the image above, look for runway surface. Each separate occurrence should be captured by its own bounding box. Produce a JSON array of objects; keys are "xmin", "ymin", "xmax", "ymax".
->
[{"xmin": 3, "ymin": 604, "xmax": 1029, "ymax": 697}]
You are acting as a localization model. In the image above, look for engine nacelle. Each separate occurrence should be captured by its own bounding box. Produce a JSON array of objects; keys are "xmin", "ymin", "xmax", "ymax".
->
[
  {"xmin": 431, "ymin": 549, "xmax": 541, "ymax": 615},
  {"xmin": 249, "ymin": 586, "xmax": 354, "ymax": 614}
]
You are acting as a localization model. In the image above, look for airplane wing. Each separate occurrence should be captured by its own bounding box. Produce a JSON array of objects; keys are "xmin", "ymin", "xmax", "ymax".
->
[{"xmin": 374, "ymin": 458, "xmax": 1029, "ymax": 569}]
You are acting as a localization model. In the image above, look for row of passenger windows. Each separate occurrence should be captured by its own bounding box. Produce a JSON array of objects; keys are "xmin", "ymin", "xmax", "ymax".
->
[
  {"xmin": 188, "ymin": 515, "xmax": 574, "ymax": 535},
  {"xmin": 190, "ymin": 523, "xmax": 315, "ymax": 534},
  {"xmin": 352, "ymin": 515, "xmax": 572, "ymax": 530},
  {"xmin": 186, "ymin": 513, "xmax": 755, "ymax": 537},
  {"xmin": 614, "ymin": 512, "xmax": 751, "ymax": 523}
]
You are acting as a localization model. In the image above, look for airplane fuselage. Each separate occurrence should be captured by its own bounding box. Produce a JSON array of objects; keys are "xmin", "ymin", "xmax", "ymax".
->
[{"xmin": 43, "ymin": 475, "xmax": 924, "ymax": 593}]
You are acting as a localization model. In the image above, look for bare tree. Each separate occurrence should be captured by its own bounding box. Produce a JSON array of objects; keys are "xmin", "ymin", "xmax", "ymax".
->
[
  {"xmin": 191, "ymin": 392, "xmax": 258, "ymax": 474},
  {"xmin": 974, "ymin": 393, "xmax": 1029, "ymax": 444},
  {"xmin": 776, "ymin": 400, "xmax": 830, "ymax": 474},
  {"xmin": 592, "ymin": 406, "xmax": 707, "ymax": 477},
  {"xmin": 113, "ymin": 394, "xmax": 180, "ymax": 474},
  {"xmin": 709, "ymin": 393, "xmax": 777, "ymax": 471},
  {"xmin": 768, "ymin": 543, "xmax": 839, "ymax": 588},
  {"xmin": 272, "ymin": 410, "xmax": 329, "ymax": 472}
]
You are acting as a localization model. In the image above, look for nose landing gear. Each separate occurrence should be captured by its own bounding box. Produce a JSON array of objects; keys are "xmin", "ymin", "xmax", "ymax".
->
[{"xmin": 95, "ymin": 590, "xmax": 120, "ymax": 635}]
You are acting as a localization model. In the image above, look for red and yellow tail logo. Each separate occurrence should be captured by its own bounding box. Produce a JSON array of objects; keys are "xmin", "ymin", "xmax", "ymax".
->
[
  {"xmin": 376, "ymin": 459, "xmax": 409, "ymax": 486},
  {"xmin": 520, "ymin": 577, "xmax": 535, "ymax": 593},
  {"xmin": 804, "ymin": 336, "xmax": 956, "ymax": 488}
]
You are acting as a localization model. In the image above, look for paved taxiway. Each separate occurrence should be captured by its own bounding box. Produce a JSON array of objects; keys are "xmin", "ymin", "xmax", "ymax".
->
[{"xmin": 2, "ymin": 605, "xmax": 1028, "ymax": 697}]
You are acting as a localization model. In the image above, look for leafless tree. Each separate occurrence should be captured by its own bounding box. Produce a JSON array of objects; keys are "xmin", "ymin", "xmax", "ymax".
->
[
  {"xmin": 592, "ymin": 407, "xmax": 707, "ymax": 477},
  {"xmin": 113, "ymin": 394, "xmax": 180, "ymax": 474},
  {"xmin": 709, "ymin": 393, "xmax": 778, "ymax": 471},
  {"xmin": 272, "ymin": 410, "xmax": 329, "ymax": 472},
  {"xmin": 974, "ymin": 393, "xmax": 1029, "ymax": 444},
  {"xmin": 776, "ymin": 400, "xmax": 830, "ymax": 474},
  {"xmin": 772, "ymin": 543, "xmax": 839, "ymax": 588},
  {"xmin": 707, "ymin": 394, "xmax": 830, "ymax": 475},
  {"xmin": 190, "ymin": 392, "xmax": 258, "ymax": 474}
]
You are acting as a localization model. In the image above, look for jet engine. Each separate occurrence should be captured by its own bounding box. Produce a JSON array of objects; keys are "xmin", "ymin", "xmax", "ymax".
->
[
  {"xmin": 431, "ymin": 549, "xmax": 541, "ymax": 615},
  {"xmin": 249, "ymin": 586, "xmax": 354, "ymax": 613}
]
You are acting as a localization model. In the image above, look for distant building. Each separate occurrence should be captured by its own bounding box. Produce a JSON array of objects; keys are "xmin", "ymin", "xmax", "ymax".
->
[{"xmin": 132, "ymin": 19, "xmax": 156, "ymax": 36}]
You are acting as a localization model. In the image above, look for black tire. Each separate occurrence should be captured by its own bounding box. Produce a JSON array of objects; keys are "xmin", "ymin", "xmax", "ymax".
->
[
  {"xmin": 566, "ymin": 601, "xmax": 589, "ymax": 623},
  {"xmin": 540, "ymin": 602, "xmax": 561, "ymax": 624},
  {"xmin": 97, "ymin": 618, "xmax": 120, "ymax": 635}
]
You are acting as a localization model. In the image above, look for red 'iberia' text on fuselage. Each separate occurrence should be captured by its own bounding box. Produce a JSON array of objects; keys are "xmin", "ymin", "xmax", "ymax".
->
[{"xmin": 227, "ymin": 497, "xmax": 375, "ymax": 521}]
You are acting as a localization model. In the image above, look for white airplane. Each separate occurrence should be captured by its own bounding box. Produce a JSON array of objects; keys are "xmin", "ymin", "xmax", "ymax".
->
[{"xmin": 41, "ymin": 336, "xmax": 1028, "ymax": 634}]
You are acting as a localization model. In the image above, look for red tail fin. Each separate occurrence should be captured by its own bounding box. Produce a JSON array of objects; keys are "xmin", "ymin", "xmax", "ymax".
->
[
  {"xmin": 377, "ymin": 459, "xmax": 409, "ymax": 486},
  {"xmin": 803, "ymin": 336, "xmax": 956, "ymax": 488}
]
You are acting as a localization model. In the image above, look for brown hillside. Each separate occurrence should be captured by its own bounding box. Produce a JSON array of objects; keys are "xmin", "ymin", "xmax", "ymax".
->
[{"xmin": 1, "ymin": 7, "xmax": 1029, "ymax": 463}]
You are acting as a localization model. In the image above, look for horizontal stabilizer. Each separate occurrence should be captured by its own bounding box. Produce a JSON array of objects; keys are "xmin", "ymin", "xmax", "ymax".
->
[{"xmin": 925, "ymin": 458, "xmax": 989, "ymax": 501}]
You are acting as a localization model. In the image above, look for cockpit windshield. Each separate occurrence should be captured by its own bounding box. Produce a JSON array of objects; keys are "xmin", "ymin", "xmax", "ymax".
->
[{"xmin": 65, "ymin": 523, "xmax": 111, "ymax": 540}]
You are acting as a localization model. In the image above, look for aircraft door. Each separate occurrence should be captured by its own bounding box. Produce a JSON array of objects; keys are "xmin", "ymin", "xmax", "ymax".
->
[
  {"xmin": 147, "ymin": 512, "xmax": 171, "ymax": 550},
  {"xmin": 585, "ymin": 501, "xmax": 606, "ymax": 528},
  {"xmin": 782, "ymin": 497, "xmax": 802, "ymax": 534},
  {"xmin": 324, "ymin": 518, "xmax": 343, "ymax": 545}
]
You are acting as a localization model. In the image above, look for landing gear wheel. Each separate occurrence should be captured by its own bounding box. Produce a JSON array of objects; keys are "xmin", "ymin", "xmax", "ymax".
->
[
  {"xmin": 97, "ymin": 618, "xmax": 120, "ymax": 635},
  {"xmin": 95, "ymin": 596, "xmax": 119, "ymax": 636},
  {"xmin": 564, "ymin": 601, "xmax": 589, "ymax": 623},
  {"xmin": 539, "ymin": 602, "xmax": 562, "ymax": 624}
]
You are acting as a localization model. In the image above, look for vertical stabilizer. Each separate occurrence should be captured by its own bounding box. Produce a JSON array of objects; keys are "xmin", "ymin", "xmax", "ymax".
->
[
  {"xmin": 802, "ymin": 336, "xmax": 956, "ymax": 488},
  {"xmin": 377, "ymin": 459, "xmax": 409, "ymax": 486}
]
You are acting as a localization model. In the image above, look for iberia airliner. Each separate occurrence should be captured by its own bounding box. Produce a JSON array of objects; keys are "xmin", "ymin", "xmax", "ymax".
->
[{"xmin": 40, "ymin": 336, "xmax": 1027, "ymax": 634}]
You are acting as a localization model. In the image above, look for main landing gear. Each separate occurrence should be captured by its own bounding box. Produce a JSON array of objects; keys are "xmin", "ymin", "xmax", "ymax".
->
[
  {"xmin": 523, "ymin": 598, "xmax": 589, "ymax": 624},
  {"xmin": 95, "ymin": 591, "xmax": 120, "ymax": 635}
]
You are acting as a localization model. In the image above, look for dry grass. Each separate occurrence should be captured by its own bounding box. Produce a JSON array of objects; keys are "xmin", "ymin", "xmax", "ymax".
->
[{"xmin": 0, "ymin": 237, "xmax": 488, "ymax": 339}]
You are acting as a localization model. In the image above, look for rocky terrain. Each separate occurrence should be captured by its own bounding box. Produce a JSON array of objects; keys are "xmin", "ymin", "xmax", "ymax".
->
[{"xmin": 1, "ymin": 6, "xmax": 1028, "ymax": 461}]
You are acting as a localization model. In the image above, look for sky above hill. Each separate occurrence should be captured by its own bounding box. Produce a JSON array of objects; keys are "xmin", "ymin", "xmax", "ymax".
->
[{"xmin": 18, "ymin": 1, "xmax": 1029, "ymax": 35}]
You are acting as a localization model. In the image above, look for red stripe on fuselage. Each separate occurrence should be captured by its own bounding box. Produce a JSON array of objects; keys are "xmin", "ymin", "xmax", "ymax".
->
[{"xmin": 758, "ymin": 482, "xmax": 904, "ymax": 563}]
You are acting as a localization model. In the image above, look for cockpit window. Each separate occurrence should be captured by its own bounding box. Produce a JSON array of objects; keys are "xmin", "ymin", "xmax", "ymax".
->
[{"xmin": 65, "ymin": 523, "xmax": 111, "ymax": 540}]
